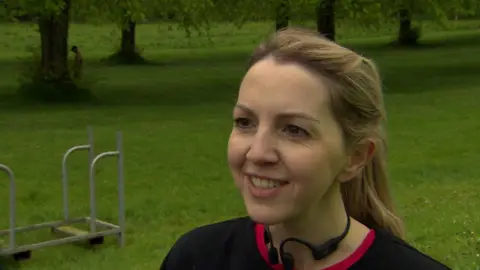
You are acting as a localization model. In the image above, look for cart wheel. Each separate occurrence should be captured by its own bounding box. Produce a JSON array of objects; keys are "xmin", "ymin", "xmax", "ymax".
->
[
  {"xmin": 89, "ymin": 236, "xmax": 104, "ymax": 246},
  {"xmin": 13, "ymin": 250, "xmax": 31, "ymax": 261}
]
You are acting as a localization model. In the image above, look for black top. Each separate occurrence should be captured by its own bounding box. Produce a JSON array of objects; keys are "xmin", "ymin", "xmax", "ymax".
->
[{"xmin": 160, "ymin": 217, "xmax": 451, "ymax": 270}]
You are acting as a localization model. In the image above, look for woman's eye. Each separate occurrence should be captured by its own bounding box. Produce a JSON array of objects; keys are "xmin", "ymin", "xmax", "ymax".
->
[
  {"xmin": 283, "ymin": 124, "xmax": 310, "ymax": 137},
  {"xmin": 234, "ymin": 117, "xmax": 252, "ymax": 129}
]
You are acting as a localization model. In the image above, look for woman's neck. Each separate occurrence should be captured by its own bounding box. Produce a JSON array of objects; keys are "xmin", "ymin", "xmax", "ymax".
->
[
  {"xmin": 267, "ymin": 190, "xmax": 370, "ymax": 269},
  {"xmin": 269, "ymin": 190, "xmax": 348, "ymax": 248}
]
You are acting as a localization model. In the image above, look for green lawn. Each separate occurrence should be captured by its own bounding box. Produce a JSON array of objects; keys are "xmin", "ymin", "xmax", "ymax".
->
[{"xmin": 0, "ymin": 21, "xmax": 479, "ymax": 270}]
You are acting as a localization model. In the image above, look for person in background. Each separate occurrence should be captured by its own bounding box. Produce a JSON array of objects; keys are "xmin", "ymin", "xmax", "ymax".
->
[
  {"xmin": 71, "ymin": 45, "xmax": 83, "ymax": 79},
  {"xmin": 159, "ymin": 27, "xmax": 451, "ymax": 270}
]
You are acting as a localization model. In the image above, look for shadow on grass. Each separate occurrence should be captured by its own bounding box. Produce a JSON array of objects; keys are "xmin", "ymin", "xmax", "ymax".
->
[
  {"xmin": 0, "ymin": 64, "xmax": 478, "ymax": 111},
  {"xmin": 0, "ymin": 78, "xmax": 240, "ymax": 112},
  {"xmin": 381, "ymin": 62, "xmax": 480, "ymax": 94},
  {"xmin": 0, "ymin": 32, "xmax": 478, "ymax": 69},
  {"xmin": 0, "ymin": 48, "xmax": 252, "ymax": 70},
  {"xmin": 0, "ymin": 32, "xmax": 479, "ymax": 110},
  {"xmin": 90, "ymin": 32, "xmax": 480, "ymax": 69},
  {"xmin": 350, "ymin": 31, "xmax": 480, "ymax": 53}
]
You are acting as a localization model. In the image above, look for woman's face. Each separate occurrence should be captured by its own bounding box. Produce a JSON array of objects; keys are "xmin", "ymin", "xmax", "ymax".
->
[{"xmin": 227, "ymin": 57, "xmax": 352, "ymax": 225}]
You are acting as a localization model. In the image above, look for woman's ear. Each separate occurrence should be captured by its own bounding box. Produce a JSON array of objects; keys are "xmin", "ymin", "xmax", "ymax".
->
[{"xmin": 337, "ymin": 140, "xmax": 376, "ymax": 183}]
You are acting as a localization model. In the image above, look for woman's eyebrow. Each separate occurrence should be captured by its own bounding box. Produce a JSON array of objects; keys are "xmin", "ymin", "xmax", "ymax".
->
[{"xmin": 235, "ymin": 103, "xmax": 320, "ymax": 123}]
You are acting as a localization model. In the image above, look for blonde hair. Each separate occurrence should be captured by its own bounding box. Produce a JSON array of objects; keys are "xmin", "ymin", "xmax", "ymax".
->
[{"xmin": 248, "ymin": 28, "xmax": 405, "ymax": 239}]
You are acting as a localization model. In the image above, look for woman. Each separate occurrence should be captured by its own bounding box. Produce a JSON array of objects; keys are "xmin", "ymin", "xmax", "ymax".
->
[{"xmin": 160, "ymin": 28, "xmax": 450, "ymax": 270}]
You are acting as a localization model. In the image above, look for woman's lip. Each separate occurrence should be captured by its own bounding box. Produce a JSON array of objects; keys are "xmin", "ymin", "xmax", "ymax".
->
[
  {"xmin": 245, "ymin": 176, "xmax": 289, "ymax": 199},
  {"xmin": 244, "ymin": 173, "xmax": 288, "ymax": 183}
]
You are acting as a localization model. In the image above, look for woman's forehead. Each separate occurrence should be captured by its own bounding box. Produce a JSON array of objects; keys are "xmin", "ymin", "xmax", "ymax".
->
[{"xmin": 238, "ymin": 58, "xmax": 331, "ymax": 115}]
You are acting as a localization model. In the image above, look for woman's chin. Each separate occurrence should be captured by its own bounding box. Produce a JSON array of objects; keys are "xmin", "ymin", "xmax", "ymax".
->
[{"xmin": 245, "ymin": 203, "xmax": 287, "ymax": 225}]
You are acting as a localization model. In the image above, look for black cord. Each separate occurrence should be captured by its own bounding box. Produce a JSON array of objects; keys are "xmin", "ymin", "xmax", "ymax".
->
[{"xmin": 265, "ymin": 215, "xmax": 351, "ymax": 269}]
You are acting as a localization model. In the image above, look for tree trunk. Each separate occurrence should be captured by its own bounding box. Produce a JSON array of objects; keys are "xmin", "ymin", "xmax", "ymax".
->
[
  {"xmin": 398, "ymin": 8, "xmax": 412, "ymax": 40},
  {"xmin": 38, "ymin": 0, "xmax": 71, "ymax": 81},
  {"xmin": 316, "ymin": 0, "xmax": 335, "ymax": 41},
  {"xmin": 397, "ymin": 8, "xmax": 418, "ymax": 45},
  {"xmin": 110, "ymin": 18, "xmax": 145, "ymax": 64},
  {"xmin": 275, "ymin": 0, "xmax": 290, "ymax": 31},
  {"xmin": 106, "ymin": 17, "xmax": 144, "ymax": 65},
  {"xmin": 120, "ymin": 19, "xmax": 136, "ymax": 58}
]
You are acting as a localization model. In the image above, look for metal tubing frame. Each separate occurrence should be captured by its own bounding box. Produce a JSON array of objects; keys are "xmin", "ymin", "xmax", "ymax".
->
[
  {"xmin": 0, "ymin": 217, "xmax": 117, "ymax": 238},
  {"xmin": 117, "ymin": 132, "xmax": 125, "ymax": 247},
  {"xmin": 1, "ymin": 128, "xmax": 125, "ymax": 257},
  {"xmin": 0, "ymin": 218, "xmax": 84, "ymax": 236},
  {"xmin": 62, "ymin": 127, "xmax": 94, "ymax": 221},
  {"xmin": 0, "ymin": 164, "xmax": 15, "ymax": 250},
  {"xmin": 88, "ymin": 131, "xmax": 125, "ymax": 247},
  {"xmin": 1, "ymin": 227, "xmax": 121, "ymax": 256}
]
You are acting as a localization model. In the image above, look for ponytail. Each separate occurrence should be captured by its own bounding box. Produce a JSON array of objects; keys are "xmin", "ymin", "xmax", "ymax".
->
[{"xmin": 341, "ymin": 142, "xmax": 405, "ymax": 239}]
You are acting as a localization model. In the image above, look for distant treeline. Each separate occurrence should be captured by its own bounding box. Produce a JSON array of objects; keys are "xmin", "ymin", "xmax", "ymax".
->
[{"xmin": 3, "ymin": 7, "xmax": 479, "ymax": 24}]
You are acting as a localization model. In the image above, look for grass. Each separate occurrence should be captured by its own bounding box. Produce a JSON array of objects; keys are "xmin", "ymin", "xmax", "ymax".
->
[{"xmin": 0, "ymin": 19, "xmax": 479, "ymax": 269}]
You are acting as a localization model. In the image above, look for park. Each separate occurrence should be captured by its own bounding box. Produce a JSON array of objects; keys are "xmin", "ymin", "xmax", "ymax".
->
[{"xmin": 0, "ymin": 0, "xmax": 479, "ymax": 269}]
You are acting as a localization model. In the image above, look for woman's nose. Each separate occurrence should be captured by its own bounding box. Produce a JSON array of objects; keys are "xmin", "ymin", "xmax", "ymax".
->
[{"xmin": 245, "ymin": 132, "xmax": 279, "ymax": 165}]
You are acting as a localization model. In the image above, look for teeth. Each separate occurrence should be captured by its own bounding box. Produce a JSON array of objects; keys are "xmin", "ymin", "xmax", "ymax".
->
[{"xmin": 251, "ymin": 177, "xmax": 280, "ymax": 189}]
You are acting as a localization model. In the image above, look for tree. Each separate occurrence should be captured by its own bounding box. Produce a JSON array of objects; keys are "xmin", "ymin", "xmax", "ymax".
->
[
  {"xmin": 275, "ymin": 0, "xmax": 290, "ymax": 31},
  {"xmin": 397, "ymin": 5, "xmax": 417, "ymax": 45},
  {"xmin": 378, "ymin": 0, "xmax": 480, "ymax": 45},
  {"xmin": 38, "ymin": 0, "xmax": 72, "ymax": 81},
  {"xmin": 316, "ymin": 0, "xmax": 335, "ymax": 40},
  {"xmin": 311, "ymin": 0, "xmax": 479, "ymax": 46},
  {"xmin": 3, "ymin": 0, "xmax": 93, "ymax": 102},
  {"xmin": 79, "ymin": 0, "xmax": 227, "ymax": 64},
  {"xmin": 294, "ymin": 0, "xmax": 385, "ymax": 41},
  {"xmin": 75, "ymin": 0, "xmax": 150, "ymax": 64}
]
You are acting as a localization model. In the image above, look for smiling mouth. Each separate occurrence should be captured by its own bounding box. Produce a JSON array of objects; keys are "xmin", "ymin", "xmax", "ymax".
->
[{"xmin": 249, "ymin": 176, "xmax": 288, "ymax": 189}]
